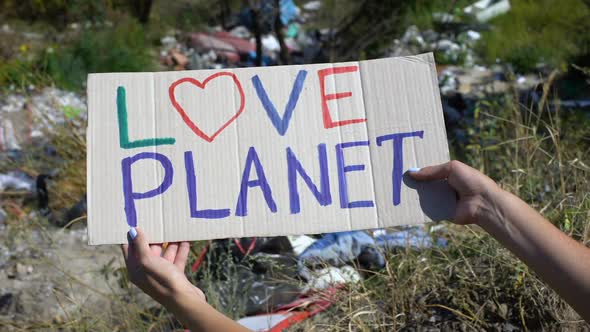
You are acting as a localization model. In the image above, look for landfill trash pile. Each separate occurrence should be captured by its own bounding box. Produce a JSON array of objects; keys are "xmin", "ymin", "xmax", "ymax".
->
[
  {"xmin": 380, "ymin": 2, "xmax": 557, "ymax": 147},
  {"xmin": 0, "ymin": 86, "xmax": 87, "ymax": 233},
  {"xmin": 0, "ymin": 87, "xmax": 86, "ymax": 152},
  {"xmin": 192, "ymin": 228, "xmax": 447, "ymax": 325},
  {"xmin": 387, "ymin": 24, "xmax": 482, "ymax": 67},
  {"xmin": 158, "ymin": 0, "xmax": 329, "ymax": 71},
  {"xmin": 3, "ymin": 0, "xmax": 588, "ymax": 329}
]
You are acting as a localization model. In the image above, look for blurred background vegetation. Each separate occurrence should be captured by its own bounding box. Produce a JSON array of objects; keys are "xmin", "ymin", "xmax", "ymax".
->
[
  {"xmin": 0, "ymin": 0, "xmax": 589, "ymax": 330},
  {"xmin": 2, "ymin": 0, "xmax": 590, "ymax": 90}
]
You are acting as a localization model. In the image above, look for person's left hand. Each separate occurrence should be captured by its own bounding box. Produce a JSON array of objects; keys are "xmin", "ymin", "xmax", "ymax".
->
[{"xmin": 121, "ymin": 227, "xmax": 206, "ymax": 306}]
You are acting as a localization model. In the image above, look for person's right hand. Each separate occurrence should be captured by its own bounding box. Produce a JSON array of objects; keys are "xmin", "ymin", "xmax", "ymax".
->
[
  {"xmin": 409, "ymin": 160, "xmax": 500, "ymax": 225},
  {"xmin": 121, "ymin": 227, "xmax": 206, "ymax": 306}
]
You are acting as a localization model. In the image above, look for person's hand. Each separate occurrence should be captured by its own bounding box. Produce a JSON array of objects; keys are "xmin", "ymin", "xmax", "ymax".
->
[
  {"xmin": 121, "ymin": 227, "xmax": 206, "ymax": 306},
  {"xmin": 409, "ymin": 160, "xmax": 500, "ymax": 225}
]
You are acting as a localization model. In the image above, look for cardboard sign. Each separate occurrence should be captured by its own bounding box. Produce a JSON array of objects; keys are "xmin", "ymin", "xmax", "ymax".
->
[{"xmin": 87, "ymin": 53, "xmax": 456, "ymax": 245}]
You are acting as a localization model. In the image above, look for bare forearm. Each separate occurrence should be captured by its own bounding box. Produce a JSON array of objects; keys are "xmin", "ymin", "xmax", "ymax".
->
[
  {"xmin": 164, "ymin": 286, "xmax": 251, "ymax": 332},
  {"xmin": 477, "ymin": 187, "xmax": 590, "ymax": 321}
]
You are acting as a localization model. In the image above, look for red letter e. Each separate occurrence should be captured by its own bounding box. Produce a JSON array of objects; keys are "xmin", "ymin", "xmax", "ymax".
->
[{"xmin": 318, "ymin": 66, "xmax": 366, "ymax": 129}]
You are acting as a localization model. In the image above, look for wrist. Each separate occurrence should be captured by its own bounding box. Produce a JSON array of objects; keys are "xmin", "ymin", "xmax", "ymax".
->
[
  {"xmin": 474, "ymin": 184, "xmax": 506, "ymax": 227},
  {"xmin": 164, "ymin": 282, "xmax": 211, "ymax": 329},
  {"xmin": 161, "ymin": 279, "xmax": 202, "ymax": 308}
]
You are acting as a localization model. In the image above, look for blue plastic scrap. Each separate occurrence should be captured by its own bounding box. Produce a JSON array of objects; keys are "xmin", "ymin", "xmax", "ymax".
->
[
  {"xmin": 375, "ymin": 228, "xmax": 447, "ymax": 250},
  {"xmin": 298, "ymin": 231, "xmax": 385, "ymax": 280},
  {"xmin": 280, "ymin": 0, "xmax": 300, "ymax": 25}
]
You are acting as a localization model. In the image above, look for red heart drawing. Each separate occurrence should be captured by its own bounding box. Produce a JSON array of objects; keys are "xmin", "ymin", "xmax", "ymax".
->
[{"xmin": 168, "ymin": 72, "xmax": 245, "ymax": 143}]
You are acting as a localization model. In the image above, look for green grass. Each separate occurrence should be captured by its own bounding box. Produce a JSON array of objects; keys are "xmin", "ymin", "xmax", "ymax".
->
[
  {"xmin": 42, "ymin": 16, "xmax": 155, "ymax": 90},
  {"xmin": 480, "ymin": 0, "xmax": 590, "ymax": 73},
  {"xmin": 1, "ymin": 2, "xmax": 589, "ymax": 330},
  {"xmin": 298, "ymin": 74, "xmax": 590, "ymax": 331},
  {"xmin": 1, "ymin": 68, "xmax": 588, "ymax": 331},
  {"xmin": 402, "ymin": 0, "xmax": 473, "ymax": 30},
  {"xmin": 0, "ymin": 14, "xmax": 155, "ymax": 92}
]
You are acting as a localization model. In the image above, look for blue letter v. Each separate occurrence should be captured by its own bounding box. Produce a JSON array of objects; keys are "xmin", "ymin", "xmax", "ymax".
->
[{"xmin": 252, "ymin": 70, "xmax": 307, "ymax": 136}]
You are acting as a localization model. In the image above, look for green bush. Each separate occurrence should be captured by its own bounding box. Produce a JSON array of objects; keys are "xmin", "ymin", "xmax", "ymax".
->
[
  {"xmin": 480, "ymin": 0, "xmax": 590, "ymax": 72},
  {"xmin": 0, "ymin": 58, "xmax": 50, "ymax": 90},
  {"xmin": 0, "ymin": 0, "xmax": 109, "ymax": 28},
  {"xmin": 41, "ymin": 17, "xmax": 155, "ymax": 90},
  {"xmin": 402, "ymin": 0, "xmax": 472, "ymax": 29}
]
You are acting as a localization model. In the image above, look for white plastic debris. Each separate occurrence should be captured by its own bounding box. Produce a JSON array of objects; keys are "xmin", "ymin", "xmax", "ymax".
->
[
  {"xmin": 0, "ymin": 88, "xmax": 87, "ymax": 150},
  {"xmin": 306, "ymin": 265, "xmax": 361, "ymax": 290},
  {"xmin": 288, "ymin": 235, "xmax": 316, "ymax": 256},
  {"xmin": 237, "ymin": 313, "xmax": 298, "ymax": 331},
  {"xmin": 303, "ymin": 1, "xmax": 321, "ymax": 11},
  {"xmin": 464, "ymin": 0, "xmax": 511, "ymax": 22},
  {"xmin": 262, "ymin": 34, "xmax": 281, "ymax": 53},
  {"xmin": 230, "ymin": 26, "xmax": 251, "ymax": 39},
  {"xmin": 466, "ymin": 30, "xmax": 481, "ymax": 41},
  {"xmin": 0, "ymin": 171, "xmax": 35, "ymax": 192}
]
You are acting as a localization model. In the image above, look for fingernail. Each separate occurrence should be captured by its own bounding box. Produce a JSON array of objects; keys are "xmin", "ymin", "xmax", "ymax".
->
[
  {"xmin": 128, "ymin": 227, "xmax": 137, "ymax": 240},
  {"xmin": 408, "ymin": 167, "xmax": 421, "ymax": 173}
]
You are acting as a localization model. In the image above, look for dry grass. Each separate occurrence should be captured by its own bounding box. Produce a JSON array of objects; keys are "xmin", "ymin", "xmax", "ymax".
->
[
  {"xmin": 1, "ymin": 74, "xmax": 589, "ymax": 331},
  {"xmin": 289, "ymin": 74, "xmax": 590, "ymax": 331}
]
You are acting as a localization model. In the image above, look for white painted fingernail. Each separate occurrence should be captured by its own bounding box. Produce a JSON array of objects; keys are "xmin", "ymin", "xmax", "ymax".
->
[
  {"xmin": 128, "ymin": 227, "xmax": 137, "ymax": 240},
  {"xmin": 408, "ymin": 167, "xmax": 421, "ymax": 173}
]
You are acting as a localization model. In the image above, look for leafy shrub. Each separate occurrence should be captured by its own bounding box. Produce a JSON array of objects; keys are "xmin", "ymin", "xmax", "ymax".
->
[
  {"xmin": 0, "ymin": 0, "xmax": 109, "ymax": 28},
  {"xmin": 41, "ymin": 17, "xmax": 155, "ymax": 90},
  {"xmin": 0, "ymin": 58, "xmax": 50, "ymax": 90},
  {"xmin": 402, "ymin": 0, "xmax": 472, "ymax": 29}
]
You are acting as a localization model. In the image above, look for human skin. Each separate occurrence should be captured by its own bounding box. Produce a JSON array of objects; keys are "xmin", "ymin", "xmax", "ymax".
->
[
  {"xmin": 121, "ymin": 229, "xmax": 251, "ymax": 331},
  {"xmin": 409, "ymin": 160, "xmax": 590, "ymax": 323},
  {"xmin": 121, "ymin": 160, "xmax": 590, "ymax": 329}
]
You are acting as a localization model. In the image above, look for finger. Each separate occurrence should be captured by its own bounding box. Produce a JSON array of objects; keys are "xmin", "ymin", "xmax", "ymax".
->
[
  {"xmin": 121, "ymin": 244, "xmax": 129, "ymax": 262},
  {"xmin": 408, "ymin": 161, "xmax": 452, "ymax": 181},
  {"xmin": 129, "ymin": 227, "xmax": 152, "ymax": 261},
  {"xmin": 150, "ymin": 244, "xmax": 163, "ymax": 257},
  {"xmin": 174, "ymin": 242, "xmax": 190, "ymax": 271},
  {"xmin": 163, "ymin": 242, "xmax": 180, "ymax": 262}
]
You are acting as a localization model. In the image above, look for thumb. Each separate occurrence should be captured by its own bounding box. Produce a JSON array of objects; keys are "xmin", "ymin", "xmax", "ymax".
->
[
  {"xmin": 408, "ymin": 162, "xmax": 453, "ymax": 181},
  {"xmin": 128, "ymin": 227, "xmax": 151, "ymax": 259}
]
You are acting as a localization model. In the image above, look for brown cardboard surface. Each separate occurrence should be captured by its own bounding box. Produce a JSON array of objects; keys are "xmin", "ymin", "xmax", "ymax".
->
[{"xmin": 87, "ymin": 53, "xmax": 456, "ymax": 245}]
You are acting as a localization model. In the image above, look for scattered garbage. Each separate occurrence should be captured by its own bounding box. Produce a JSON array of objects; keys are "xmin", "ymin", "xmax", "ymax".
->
[
  {"xmin": 432, "ymin": 12, "xmax": 456, "ymax": 24},
  {"xmin": 0, "ymin": 87, "xmax": 86, "ymax": 152},
  {"xmin": 152, "ymin": 0, "xmax": 322, "ymax": 70},
  {"xmin": 203, "ymin": 263, "xmax": 300, "ymax": 316},
  {"xmin": 374, "ymin": 228, "xmax": 447, "ymax": 250},
  {"xmin": 163, "ymin": 48, "xmax": 189, "ymax": 70},
  {"xmin": 236, "ymin": 286, "xmax": 339, "ymax": 331},
  {"xmin": 288, "ymin": 234, "xmax": 316, "ymax": 256},
  {"xmin": 230, "ymin": 26, "xmax": 251, "ymax": 39},
  {"xmin": 262, "ymin": 34, "xmax": 281, "ymax": 54},
  {"xmin": 464, "ymin": 0, "xmax": 511, "ymax": 23},
  {"xmin": 280, "ymin": 0, "xmax": 301, "ymax": 25},
  {"xmin": 305, "ymin": 265, "xmax": 361, "ymax": 290},
  {"xmin": 0, "ymin": 208, "xmax": 7, "ymax": 225},
  {"xmin": 465, "ymin": 30, "xmax": 481, "ymax": 41},
  {"xmin": 303, "ymin": 1, "xmax": 321, "ymax": 11},
  {"xmin": 298, "ymin": 231, "xmax": 385, "ymax": 281},
  {"xmin": 238, "ymin": 312, "xmax": 298, "ymax": 331},
  {"xmin": 0, "ymin": 171, "xmax": 35, "ymax": 192}
]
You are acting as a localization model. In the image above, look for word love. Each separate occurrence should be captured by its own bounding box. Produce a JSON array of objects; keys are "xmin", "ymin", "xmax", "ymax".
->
[
  {"xmin": 122, "ymin": 131, "xmax": 424, "ymax": 227},
  {"xmin": 117, "ymin": 66, "xmax": 366, "ymax": 147}
]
